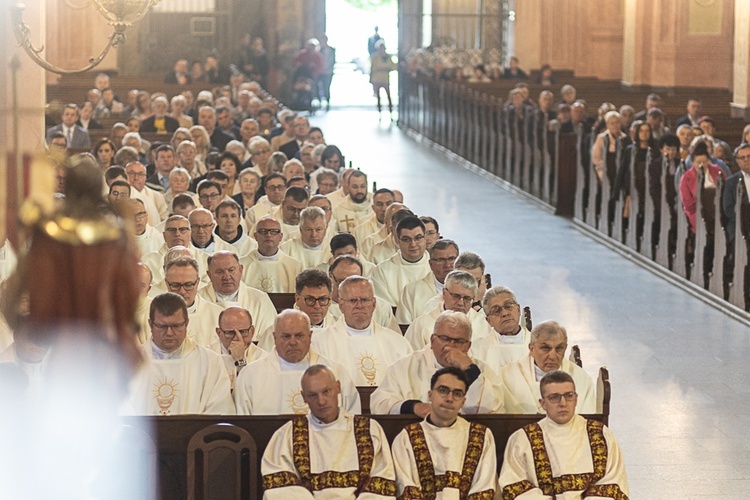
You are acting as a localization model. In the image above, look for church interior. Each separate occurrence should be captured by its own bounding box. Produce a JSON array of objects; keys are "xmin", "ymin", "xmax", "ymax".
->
[{"xmin": 1, "ymin": 0, "xmax": 749, "ymax": 498}]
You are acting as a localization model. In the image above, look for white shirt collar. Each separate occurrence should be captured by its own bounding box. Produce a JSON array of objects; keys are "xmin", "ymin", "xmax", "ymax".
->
[
  {"xmin": 345, "ymin": 323, "xmax": 372, "ymax": 336},
  {"xmin": 216, "ymin": 290, "xmax": 239, "ymax": 302},
  {"xmin": 151, "ymin": 339, "xmax": 183, "ymax": 360},
  {"xmin": 258, "ymin": 249, "xmax": 280, "ymax": 261}
]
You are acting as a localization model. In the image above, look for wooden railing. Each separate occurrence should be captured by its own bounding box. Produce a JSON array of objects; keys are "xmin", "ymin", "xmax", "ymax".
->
[{"xmin": 399, "ymin": 71, "xmax": 750, "ymax": 314}]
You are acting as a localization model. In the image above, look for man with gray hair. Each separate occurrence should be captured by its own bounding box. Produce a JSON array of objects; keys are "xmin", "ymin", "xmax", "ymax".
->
[
  {"xmin": 500, "ymin": 321, "xmax": 595, "ymax": 413},
  {"xmin": 280, "ymin": 206, "xmax": 329, "ymax": 268},
  {"xmin": 372, "ymin": 310, "xmax": 504, "ymax": 415},
  {"xmin": 405, "ymin": 270, "xmax": 492, "ymax": 350},
  {"xmin": 396, "ymin": 239, "xmax": 459, "ymax": 324},
  {"xmin": 312, "ymin": 276, "xmax": 412, "ymax": 386},
  {"xmin": 142, "ymin": 215, "xmax": 210, "ymax": 286},
  {"xmin": 471, "ymin": 285, "xmax": 530, "ymax": 370}
]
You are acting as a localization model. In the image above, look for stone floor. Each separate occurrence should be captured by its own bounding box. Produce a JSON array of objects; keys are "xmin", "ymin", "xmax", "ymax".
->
[{"xmin": 313, "ymin": 108, "xmax": 750, "ymax": 499}]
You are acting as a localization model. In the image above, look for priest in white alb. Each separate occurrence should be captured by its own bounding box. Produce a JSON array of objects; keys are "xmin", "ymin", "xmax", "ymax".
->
[
  {"xmin": 396, "ymin": 239, "xmax": 458, "ymax": 324},
  {"xmin": 371, "ymin": 216, "xmax": 431, "ymax": 307},
  {"xmin": 351, "ymin": 188, "xmax": 395, "ymax": 246},
  {"xmin": 246, "ymin": 172, "xmax": 286, "ymax": 226},
  {"xmin": 189, "ymin": 208, "xmax": 234, "ymax": 255},
  {"xmin": 500, "ymin": 321, "xmax": 596, "ymax": 414},
  {"xmin": 129, "ymin": 199, "xmax": 164, "ymax": 257},
  {"xmin": 141, "ymin": 215, "xmax": 210, "ymax": 286},
  {"xmin": 199, "ymin": 250, "xmax": 277, "ymax": 336},
  {"xmin": 164, "ymin": 258, "xmax": 222, "ymax": 352},
  {"xmin": 234, "ymin": 310, "xmax": 360, "ymax": 415},
  {"xmin": 499, "ymin": 370, "xmax": 629, "ymax": 499},
  {"xmin": 280, "ymin": 206, "xmax": 329, "ymax": 269},
  {"xmin": 312, "ymin": 276, "xmax": 412, "ymax": 386},
  {"xmin": 261, "ymin": 365, "xmax": 396, "ymax": 499},
  {"xmin": 271, "ymin": 186, "xmax": 308, "ymax": 242},
  {"xmin": 214, "ymin": 306, "xmax": 266, "ymax": 388},
  {"xmin": 371, "ymin": 311, "xmax": 504, "ymax": 416},
  {"xmin": 471, "ymin": 285, "xmax": 531, "ymax": 371},
  {"xmin": 240, "ymin": 217, "xmax": 303, "ymax": 293},
  {"xmin": 332, "ymin": 171, "xmax": 374, "ymax": 233},
  {"xmin": 324, "ymin": 168, "xmax": 354, "ymax": 208},
  {"xmin": 367, "ymin": 205, "xmax": 411, "ymax": 265},
  {"xmin": 214, "ymin": 199, "xmax": 257, "ymax": 257},
  {"xmin": 404, "ymin": 270, "xmax": 492, "ymax": 350},
  {"xmin": 129, "ymin": 292, "xmax": 235, "ymax": 415},
  {"xmin": 391, "ymin": 367, "xmax": 498, "ymax": 499},
  {"xmin": 317, "ymin": 233, "xmax": 375, "ymax": 277}
]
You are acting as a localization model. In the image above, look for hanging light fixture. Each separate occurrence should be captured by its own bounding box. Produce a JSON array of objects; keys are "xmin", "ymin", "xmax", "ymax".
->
[{"xmin": 10, "ymin": 0, "xmax": 160, "ymax": 75}]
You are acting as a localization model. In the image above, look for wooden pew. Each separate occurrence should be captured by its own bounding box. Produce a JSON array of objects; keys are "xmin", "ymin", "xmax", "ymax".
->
[
  {"xmin": 268, "ymin": 293, "xmax": 295, "ymax": 313},
  {"xmin": 130, "ymin": 367, "xmax": 610, "ymax": 500}
]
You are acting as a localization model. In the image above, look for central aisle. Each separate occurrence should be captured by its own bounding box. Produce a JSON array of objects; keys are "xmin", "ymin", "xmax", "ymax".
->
[{"xmin": 312, "ymin": 109, "xmax": 750, "ymax": 499}]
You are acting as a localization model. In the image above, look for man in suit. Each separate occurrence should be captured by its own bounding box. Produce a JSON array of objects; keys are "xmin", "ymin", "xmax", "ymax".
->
[
  {"xmin": 674, "ymin": 98, "xmax": 702, "ymax": 128},
  {"xmin": 146, "ymin": 144, "xmax": 177, "ymax": 193},
  {"xmin": 46, "ymin": 104, "xmax": 90, "ymax": 148},
  {"xmin": 278, "ymin": 116, "xmax": 310, "ymax": 159},
  {"xmin": 723, "ymin": 143, "xmax": 750, "ymax": 242},
  {"xmin": 198, "ymin": 106, "xmax": 233, "ymax": 152},
  {"xmin": 140, "ymin": 96, "xmax": 180, "ymax": 135},
  {"xmin": 164, "ymin": 59, "xmax": 192, "ymax": 85}
]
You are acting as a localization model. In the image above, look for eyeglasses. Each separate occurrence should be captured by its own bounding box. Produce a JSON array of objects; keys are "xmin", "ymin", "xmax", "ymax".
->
[
  {"xmin": 219, "ymin": 328, "xmax": 253, "ymax": 339},
  {"xmin": 134, "ymin": 211, "xmax": 148, "ymax": 220},
  {"xmin": 199, "ymin": 193, "xmax": 220, "ymax": 201},
  {"xmin": 256, "ymin": 228, "xmax": 281, "ymax": 235},
  {"xmin": 302, "ymin": 295, "xmax": 331, "ymax": 306},
  {"xmin": 445, "ymin": 289, "xmax": 474, "ymax": 304},
  {"xmin": 266, "ymin": 184, "xmax": 286, "ymax": 191},
  {"xmin": 151, "ymin": 320, "xmax": 188, "ymax": 334},
  {"xmin": 126, "ymin": 171, "xmax": 147, "ymax": 178},
  {"xmin": 399, "ymin": 235, "xmax": 425, "ymax": 244},
  {"xmin": 192, "ymin": 223, "xmax": 214, "ymax": 231},
  {"xmin": 435, "ymin": 385, "xmax": 466, "ymax": 399},
  {"xmin": 341, "ymin": 297, "xmax": 374, "ymax": 307},
  {"xmin": 486, "ymin": 301, "xmax": 519, "ymax": 316},
  {"xmin": 543, "ymin": 391, "xmax": 577, "ymax": 404},
  {"xmin": 164, "ymin": 227, "xmax": 190, "ymax": 234},
  {"xmin": 432, "ymin": 334, "xmax": 469, "ymax": 346},
  {"xmin": 430, "ymin": 256, "xmax": 457, "ymax": 264},
  {"xmin": 166, "ymin": 279, "xmax": 199, "ymax": 292}
]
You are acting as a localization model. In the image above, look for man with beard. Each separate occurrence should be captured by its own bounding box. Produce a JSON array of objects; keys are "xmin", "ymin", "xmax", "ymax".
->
[{"xmin": 332, "ymin": 171, "xmax": 373, "ymax": 233}]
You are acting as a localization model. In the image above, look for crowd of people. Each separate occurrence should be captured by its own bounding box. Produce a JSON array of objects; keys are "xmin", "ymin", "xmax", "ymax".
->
[{"xmin": 0, "ymin": 65, "xmax": 634, "ymax": 497}]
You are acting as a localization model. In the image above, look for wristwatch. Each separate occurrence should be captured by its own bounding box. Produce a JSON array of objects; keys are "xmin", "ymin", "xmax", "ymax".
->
[{"xmin": 234, "ymin": 358, "xmax": 247, "ymax": 367}]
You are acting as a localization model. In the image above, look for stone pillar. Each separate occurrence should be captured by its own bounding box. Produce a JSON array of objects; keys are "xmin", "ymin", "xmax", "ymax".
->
[
  {"xmin": 0, "ymin": 1, "xmax": 47, "ymax": 244},
  {"xmin": 732, "ymin": 0, "xmax": 750, "ymax": 119},
  {"xmin": 621, "ymin": 0, "xmax": 734, "ymax": 89}
]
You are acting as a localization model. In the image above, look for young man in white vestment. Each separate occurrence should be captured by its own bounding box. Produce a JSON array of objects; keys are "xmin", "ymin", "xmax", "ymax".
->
[
  {"xmin": 351, "ymin": 188, "xmax": 395, "ymax": 247},
  {"xmin": 260, "ymin": 365, "xmax": 396, "ymax": 498},
  {"xmin": 257, "ymin": 268, "xmax": 337, "ymax": 351},
  {"xmin": 214, "ymin": 306, "xmax": 266, "ymax": 388},
  {"xmin": 332, "ymin": 171, "xmax": 375, "ymax": 233},
  {"xmin": 499, "ymin": 370, "xmax": 629, "ymax": 499},
  {"xmin": 396, "ymin": 239, "xmax": 458, "ymax": 324},
  {"xmin": 371, "ymin": 310, "xmax": 504, "ymax": 415},
  {"xmin": 391, "ymin": 366, "xmax": 498, "ymax": 499},
  {"xmin": 234, "ymin": 310, "xmax": 360, "ymax": 415},
  {"xmin": 500, "ymin": 321, "xmax": 596, "ymax": 414},
  {"xmin": 130, "ymin": 293, "xmax": 235, "ymax": 415},
  {"xmin": 214, "ymin": 199, "xmax": 257, "ymax": 257},
  {"xmin": 199, "ymin": 250, "xmax": 277, "ymax": 336},
  {"xmin": 280, "ymin": 206, "xmax": 330, "ymax": 269},
  {"xmin": 273, "ymin": 186, "xmax": 309, "ymax": 243},
  {"xmin": 317, "ymin": 233, "xmax": 375, "ymax": 277},
  {"xmin": 404, "ymin": 270, "xmax": 492, "ymax": 350},
  {"xmin": 471, "ymin": 285, "xmax": 531, "ymax": 371},
  {"xmin": 246, "ymin": 173, "xmax": 286, "ymax": 227},
  {"xmin": 164, "ymin": 258, "xmax": 222, "ymax": 352},
  {"xmin": 327, "ymin": 256, "xmax": 400, "ymax": 332},
  {"xmin": 371, "ymin": 216, "xmax": 431, "ymax": 307},
  {"xmin": 312, "ymin": 276, "xmax": 412, "ymax": 386},
  {"xmin": 240, "ymin": 217, "xmax": 303, "ymax": 293},
  {"xmin": 365, "ymin": 204, "xmax": 410, "ymax": 265}
]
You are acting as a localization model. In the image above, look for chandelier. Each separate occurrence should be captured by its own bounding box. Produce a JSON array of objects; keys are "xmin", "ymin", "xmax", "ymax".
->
[{"xmin": 10, "ymin": 0, "xmax": 161, "ymax": 75}]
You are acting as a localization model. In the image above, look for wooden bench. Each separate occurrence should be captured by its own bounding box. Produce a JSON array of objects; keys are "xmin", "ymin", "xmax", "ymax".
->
[{"xmin": 128, "ymin": 366, "xmax": 609, "ymax": 500}]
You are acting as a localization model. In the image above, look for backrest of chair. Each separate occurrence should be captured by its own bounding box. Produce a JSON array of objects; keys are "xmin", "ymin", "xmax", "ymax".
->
[
  {"xmin": 268, "ymin": 293, "xmax": 295, "ymax": 313},
  {"xmin": 187, "ymin": 423, "xmax": 257, "ymax": 500},
  {"xmin": 569, "ymin": 344, "xmax": 582, "ymax": 368},
  {"xmin": 357, "ymin": 386, "xmax": 377, "ymax": 415},
  {"xmin": 523, "ymin": 306, "xmax": 532, "ymax": 331},
  {"xmin": 597, "ymin": 366, "xmax": 611, "ymax": 426}
]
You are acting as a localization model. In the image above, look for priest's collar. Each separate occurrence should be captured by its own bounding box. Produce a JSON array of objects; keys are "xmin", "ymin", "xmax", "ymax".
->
[
  {"xmin": 218, "ymin": 225, "xmax": 243, "ymax": 244},
  {"xmin": 302, "ymin": 241, "xmax": 323, "ymax": 251},
  {"xmin": 186, "ymin": 296, "xmax": 199, "ymax": 312},
  {"xmin": 534, "ymin": 362, "xmax": 549, "ymax": 381},
  {"xmin": 278, "ymin": 351, "xmax": 310, "ymax": 371},
  {"xmin": 426, "ymin": 414, "xmax": 459, "ymax": 429},
  {"xmin": 309, "ymin": 409, "xmax": 342, "ymax": 426},
  {"xmin": 257, "ymin": 249, "xmax": 280, "ymax": 261},
  {"xmin": 345, "ymin": 323, "xmax": 372, "ymax": 336},
  {"xmin": 151, "ymin": 339, "xmax": 184, "ymax": 360},
  {"xmin": 192, "ymin": 236, "xmax": 214, "ymax": 250},
  {"xmin": 216, "ymin": 289, "xmax": 239, "ymax": 302},
  {"xmin": 497, "ymin": 326, "xmax": 524, "ymax": 344},
  {"xmin": 434, "ymin": 277, "xmax": 444, "ymax": 293}
]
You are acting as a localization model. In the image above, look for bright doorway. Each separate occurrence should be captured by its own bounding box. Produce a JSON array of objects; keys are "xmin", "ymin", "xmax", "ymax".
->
[{"xmin": 324, "ymin": 0, "xmax": 399, "ymax": 108}]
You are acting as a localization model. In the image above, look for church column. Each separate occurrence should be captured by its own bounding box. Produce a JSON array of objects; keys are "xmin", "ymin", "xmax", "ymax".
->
[
  {"xmin": 0, "ymin": 1, "xmax": 47, "ymax": 242},
  {"xmin": 731, "ymin": 0, "xmax": 750, "ymax": 120},
  {"xmin": 621, "ymin": 0, "xmax": 734, "ymax": 89}
]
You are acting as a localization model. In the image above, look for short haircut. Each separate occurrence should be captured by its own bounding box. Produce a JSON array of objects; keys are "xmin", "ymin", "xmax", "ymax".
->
[
  {"xmin": 300, "ymin": 206, "xmax": 325, "ymax": 223},
  {"xmin": 539, "ymin": 370, "xmax": 575, "ymax": 397},
  {"xmin": 482, "ymin": 285, "xmax": 518, "ymax": 313},
  {"xmin": 316, "ymin": 169, "xmax": 338, "ymax": 186},
  {"xmin": 164, "ymin": 257, "xmax": 199, "ymax": 274},
  {"xmin": 330, "ymin": 233, "xmax": 357, "ymax": 252},
  {"xmin": 296, "ymin": 268, "xmax": 332, "ymax": 294},
  {"xmin": 309, "ymin": 194, "xmax": 332, "ymax": 208},
  {"xmin": 391, "ymin": 208, "xmax": 415, "ymax": 228},
  {"xmin": 373, "ymin": 188, "xmax": 395, "ymax": 199},
  {"xmin": 263, "ymin": 172, "xmax": 285, "ymax": 188},
  {"xmin": 197, "ymin": 179, "xmax": 221, "ymax": 195},
  {"xmin": 287, "ymin": 175, "xmax": 308, "ymax": 187},
  {"xmin": 530, "ymin": 320, "xmax": 568, "ymax": 343},
  {"xmin": 218, "ymin": 306, "xmax": 253, "ymax": 327},
  {"xmin": 419, "ymin": 215, "xmax": 439, "ymax": 233},
  {"xmin": 215, "ymin": 199, "xmax": 242, "ymax": 217},
  {"xmin": 338, "ymin": 275, "xmax": 372, "ymax": 295},
  {"xmin": 658, "ymin": 134, "xmax": 680, "ymax": 150},
  {"xmin": 155, "ymin": 144, "xmax": 174, "ymax": 157},
  {"xmin": 206, "ymin": 170, "xmax": 230, "ymax": 182},
  {"xmin": 646, "ymin": 93, "xmax": 660, "ymax": 102},
  {"xmin": 284, "ymin": 186, "xmax": 309, "ymax": 203},
  {"xmin": 348, "ymin": 170, "xmax": 367, "ymax": 183},
  {"xmin": 395, "ymin": 215, "xmax": 425, "ymax": 238},
  {"xmin": 172, "ymin": 193, "xmax": 196, "ymax": 210},
  {"xmin": 330, "ymin": 255, "xmax": 363, "ymax": 275},
  {"xmin": 109, "ymin": 179, "xmax": 131, "ymax": 194},
  {"xmin": 444, "ymin": 270, "xmax": 478, "ymax": 291},
  {"xmin": 430, "ymin": 366, "xmax": 469, "ymax": 391},
  {"xmin": 455, "ymin": 251, "xmax": 486, "ymax": 273},
  {"xmin": 104, "ymin": 165, "xmax": 127, "ymax": 183},
  {"xmin": 207, "ymin": 251, "xmax": 240, "ymax": 267},
  {"xmin": 429, "ymin": 239, "xmax": 458, "ymax": 258},
  {"xmin": 114, "ymin": 146, "xmax": 139, "ymax": 166},
  {"xmin": 149, "ymin": 292, "xmax": 188, "ymax": 322}
]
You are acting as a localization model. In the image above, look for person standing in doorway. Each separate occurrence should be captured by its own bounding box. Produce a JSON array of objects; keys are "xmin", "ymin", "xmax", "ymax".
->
[
  {"xmin": 318, "ymin": 35, "xmax": 336, "ymax": 111},
  {"xmin": 367, "ymin": 26, "xmax": 382, "ymax": 56},
  {"xmin": 370, "ymin": 40, "xmax": 397, "ymax": 119}
]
